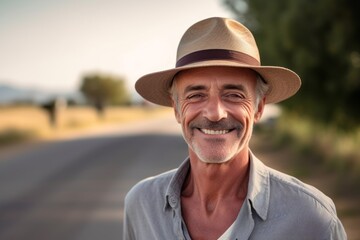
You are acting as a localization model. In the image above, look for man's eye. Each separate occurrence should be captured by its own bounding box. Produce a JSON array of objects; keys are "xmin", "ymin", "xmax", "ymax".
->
[
  {"xmin": 187, "ymin": 94, "xmax": 205, "ymax": 101},
  {"xmin": 224, "ymin": 93, "xmax": 245, "ymax": 101}
]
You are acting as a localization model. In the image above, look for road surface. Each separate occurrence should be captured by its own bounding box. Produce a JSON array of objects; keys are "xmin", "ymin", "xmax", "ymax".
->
[{"xmin": 0, "ymin": 116, "xmax": 186, "ymax": 240}]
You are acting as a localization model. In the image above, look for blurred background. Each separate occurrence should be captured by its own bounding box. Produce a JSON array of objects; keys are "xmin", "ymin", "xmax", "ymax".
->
[{"xmin": 0, "ymin": 0, "xmax": 359, "ymax": 239}]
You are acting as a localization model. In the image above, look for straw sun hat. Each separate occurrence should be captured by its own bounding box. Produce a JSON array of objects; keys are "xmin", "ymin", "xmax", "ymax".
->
[{"xmin": 135, "ymin": 17, "xmax": 301, "ymax": 107}]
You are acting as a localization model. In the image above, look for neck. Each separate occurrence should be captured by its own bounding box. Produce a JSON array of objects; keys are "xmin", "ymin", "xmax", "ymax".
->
[{"xmin": 182, "ymin": 149, "xmax": 250, "ymax": 207}]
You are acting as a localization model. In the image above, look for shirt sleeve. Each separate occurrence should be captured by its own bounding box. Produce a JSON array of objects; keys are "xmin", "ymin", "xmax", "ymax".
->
[
  {"xmin": 329, "ymin": 217, "xmax": 347, "ymax": 240},
  {"xmin": 123, "ymin": 193, "xmax": 136, "ymax": 240}
]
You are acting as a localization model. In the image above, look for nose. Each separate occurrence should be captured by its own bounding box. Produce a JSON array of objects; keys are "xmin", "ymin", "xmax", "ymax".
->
[{"xmin": 203, "ymin": 96, "xmax": 228, "ymax": 122}]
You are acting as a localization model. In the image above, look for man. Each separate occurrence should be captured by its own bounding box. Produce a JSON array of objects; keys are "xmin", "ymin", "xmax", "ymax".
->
[{"xmin": 124, "ymin": 17, "xmax": 346, "ymax": 239}]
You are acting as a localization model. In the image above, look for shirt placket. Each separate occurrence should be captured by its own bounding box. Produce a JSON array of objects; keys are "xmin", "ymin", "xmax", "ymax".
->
[{"xmin": 169, "ymin": 194, "xmax": 187, "ymax": 240}]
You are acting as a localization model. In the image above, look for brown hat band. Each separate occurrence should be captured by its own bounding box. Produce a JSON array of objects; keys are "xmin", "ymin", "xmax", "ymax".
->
[{"xmin": 176, "ymin": 49, "xmax": 260, "ymax": 68}]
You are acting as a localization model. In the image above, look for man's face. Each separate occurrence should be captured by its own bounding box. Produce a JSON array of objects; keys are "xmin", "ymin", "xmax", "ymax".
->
[{"xmin": 172, "ymin": 67, "xmax": 264, "ymax": 164}]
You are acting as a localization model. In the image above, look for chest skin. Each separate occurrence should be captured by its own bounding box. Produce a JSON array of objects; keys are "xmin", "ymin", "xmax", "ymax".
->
[{"xmin": 181, "ymin": 195, "xmax": 245, "ymax": 240}]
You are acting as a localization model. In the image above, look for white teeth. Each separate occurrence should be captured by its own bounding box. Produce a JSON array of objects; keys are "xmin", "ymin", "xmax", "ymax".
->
[{"xmin": 201, "ymin": 129, "xmax": 229, "ymax": 135}]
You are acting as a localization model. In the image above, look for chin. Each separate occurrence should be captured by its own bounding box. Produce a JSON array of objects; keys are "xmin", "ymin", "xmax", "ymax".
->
[
  {"xmin": 198, "ymin": 156, "xmax": 232, "ymax": 164},
  {"xmin": 190, "ymin": 140, "xmax": 248, "ymax": 164},
  {"xmin": 187, "ymin": 134, "xmax": 248, "ymax": 164},
  {"xmin": 194, "ymin": 148, "xmax": 237, "ymax": 164}
]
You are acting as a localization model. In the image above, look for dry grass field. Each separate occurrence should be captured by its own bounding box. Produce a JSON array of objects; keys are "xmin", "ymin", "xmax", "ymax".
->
[{"xmin": 0, "ymin": 105, "xmax": 171, "ymax": 144}]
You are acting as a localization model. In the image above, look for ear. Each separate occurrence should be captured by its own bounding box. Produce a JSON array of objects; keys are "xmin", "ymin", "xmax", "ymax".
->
[{"xmin": 254, "ymin": 97, "xmax": 266, "ymax": 123}]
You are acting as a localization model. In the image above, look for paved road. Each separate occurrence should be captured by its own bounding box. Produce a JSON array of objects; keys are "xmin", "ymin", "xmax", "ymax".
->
[{"xmin": 0, "ymin": 116, "xmax": 187, "ymax": 240}]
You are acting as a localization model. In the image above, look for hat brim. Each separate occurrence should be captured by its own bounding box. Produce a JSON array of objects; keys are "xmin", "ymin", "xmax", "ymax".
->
[{"xmin": 135, "ymin": 60, "xmax": 301, "ymax": 107}]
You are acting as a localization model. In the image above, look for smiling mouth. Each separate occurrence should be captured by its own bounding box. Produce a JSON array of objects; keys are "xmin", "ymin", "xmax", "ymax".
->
[{"xmin": 199, "ymin": 128, "xmax": 234, "ymax": 135}]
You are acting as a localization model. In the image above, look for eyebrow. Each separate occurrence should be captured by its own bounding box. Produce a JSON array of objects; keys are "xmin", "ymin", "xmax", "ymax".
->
[
  {"xmin": 222, "ymin": 84, "xmax": 246, "ymax": 92},
  {"xmin": 183, "ymin": 83, "xmax": 247, "ymax": 95},
  {"xmin": 184, "ymin": 84, "xmax": 208, "ymax": 94}
]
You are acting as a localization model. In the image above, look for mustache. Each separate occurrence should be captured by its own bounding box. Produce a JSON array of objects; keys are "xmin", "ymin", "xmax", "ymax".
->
[{"xmin": 189, "ymin": 118, "xmax": 243, "ymax": 131}]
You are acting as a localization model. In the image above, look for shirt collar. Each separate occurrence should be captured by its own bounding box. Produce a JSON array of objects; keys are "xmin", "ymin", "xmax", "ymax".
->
[
  {"xmin": 164, "ymin": 151, "xmax": 270, "ymax": 221},
  {"xmin": 164, "ymin": 158, "xmax": 190, "ymax": 210},
  {"xmin": 247, "ymin": 151, "xmax": 270, "ymax": 221}
]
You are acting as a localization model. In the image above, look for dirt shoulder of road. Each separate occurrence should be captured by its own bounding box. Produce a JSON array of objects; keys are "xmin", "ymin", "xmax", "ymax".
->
[{"xmin": 0, "ymin": 107, "xmax": 174, "ymax": 156}]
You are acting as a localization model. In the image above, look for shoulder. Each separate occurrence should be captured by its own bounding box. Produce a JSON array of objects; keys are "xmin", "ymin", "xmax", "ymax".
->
[
  {"xmin": 266, "ymin": 167, "xmax": 348, "ymax": 238},
  {"xmin": 250, "ymin": 153, "xmax": 337, "ymax": 216},
  {"xmin": 123, "ymin": 169, "xmax": 180, "ymax": 239},
  {"xmin": 268, "ymin": 166, "xmax": 336, "ymax": 214},
  {"xmin": 124, "ymin": 169, "xmax": 177, "ymax": 207}
]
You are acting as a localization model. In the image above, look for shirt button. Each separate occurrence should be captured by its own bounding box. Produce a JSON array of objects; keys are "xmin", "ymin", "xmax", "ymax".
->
[{"xmin": 170, "ymin": 196, "xmax": 177, "ymax": 206}]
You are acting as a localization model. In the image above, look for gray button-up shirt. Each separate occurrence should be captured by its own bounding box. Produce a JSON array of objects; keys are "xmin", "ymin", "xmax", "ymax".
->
[{"xmin": 123, "ymin": 152, "xmax": 347, "ymax": 239}]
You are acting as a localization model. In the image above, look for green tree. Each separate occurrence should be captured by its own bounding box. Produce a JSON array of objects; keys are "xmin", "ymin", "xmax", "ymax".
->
[
  {"xmin": 224, "ymin": 0, "xmax": 360, "ymax": 129},
  {"xmin": 80, "ymin": 72, "xmax": 130, "ymax": 114}
]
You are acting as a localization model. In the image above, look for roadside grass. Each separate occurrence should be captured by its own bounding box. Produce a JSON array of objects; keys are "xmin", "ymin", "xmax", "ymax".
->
[
  {"xmin": 256, "ymin": 113, "xmax": 360, "ymax": 196},
  {"xmin": 0, "ymin": 105, "xmax": 171, "ymax": 146}
]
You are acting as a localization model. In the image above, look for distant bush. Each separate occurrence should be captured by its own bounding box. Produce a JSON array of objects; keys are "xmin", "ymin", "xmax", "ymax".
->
[
  {"xmin": 0, "ymin": 129, "xmax": 35, "ymax": 146},
  {"xmin": 80, "ymin": 72, "xmax": 131, "ymax": 115}
]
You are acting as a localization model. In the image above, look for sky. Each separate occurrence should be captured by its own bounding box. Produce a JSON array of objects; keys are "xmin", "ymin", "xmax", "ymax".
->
[{"xmin": 0, "ymin": 0, "xmax": 234, "ymax": 96}]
